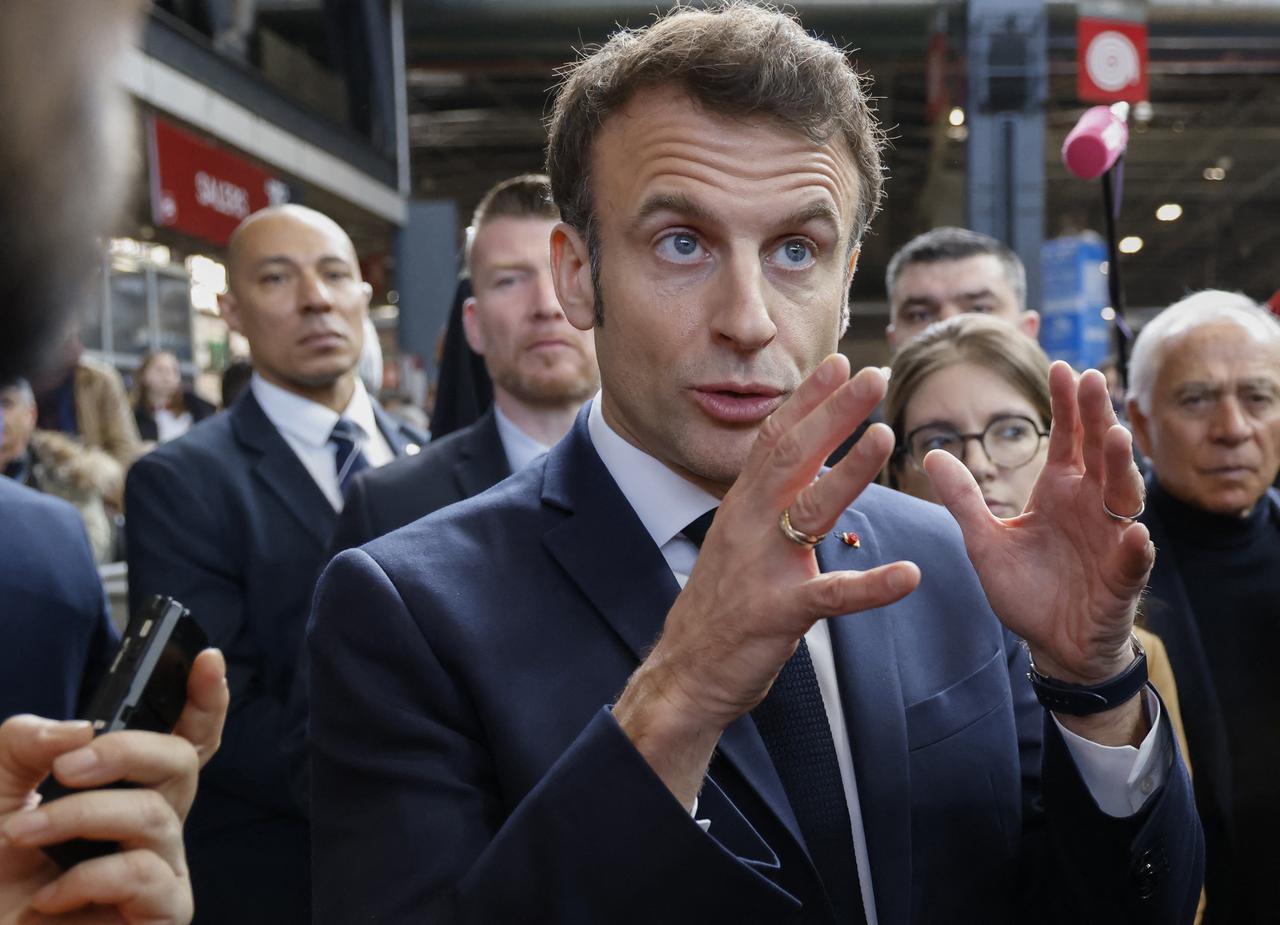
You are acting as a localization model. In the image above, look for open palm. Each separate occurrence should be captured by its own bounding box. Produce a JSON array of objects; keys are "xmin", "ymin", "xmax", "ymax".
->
[{"xmin": 926, "ymin": 363, "xmax": 1154, "ymax": 684}]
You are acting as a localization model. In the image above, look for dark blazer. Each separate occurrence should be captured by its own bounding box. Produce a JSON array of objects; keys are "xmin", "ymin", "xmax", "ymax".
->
[
  {"xmin": 125, "ymin": 389, "xmax": 423, "ymax": 925},
  {"xmin": 307, "ymin": 411, "xmax": 1202, "ymax": 925},
  {"xmin": 0, "ymin": 477, "xmax": 116, "ymax": 722},
  {"xmin": 1140, "ymin": 479, "xmax": 1280, "ymax": 923},
  {"xmin": 331, "ymin": 407, "xmax": 510, "ymax": 552},
  {"xmin": 133, "ymin": 390, "xmax": 216, "ymax": 442}
]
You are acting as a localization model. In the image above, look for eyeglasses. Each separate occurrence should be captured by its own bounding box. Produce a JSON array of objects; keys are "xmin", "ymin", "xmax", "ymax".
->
[{"xmin": 900, "ymin": 415, "xmax": 1049, "ymax": 472}]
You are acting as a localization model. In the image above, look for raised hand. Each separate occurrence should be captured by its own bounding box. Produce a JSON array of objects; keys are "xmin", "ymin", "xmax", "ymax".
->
[
  {"xmin": 0, "ymin": 648, "xmax": 228, "ymax": 924},
  {"xmin": 926, "ymin": 362, "xmax": 1154, "ymax": 726},
  {"xmin": 614, "ymin": 355, "xmax": 920, "ymax": 808}
]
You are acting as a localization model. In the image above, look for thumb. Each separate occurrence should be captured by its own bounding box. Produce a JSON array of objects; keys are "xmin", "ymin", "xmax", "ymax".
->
[
  {"xmin": 923, "ymin": 449, "xmax": 997, "ymax": 543},
  {"xmin": 173, "ymin": 648, "xmax": 228, "ymax": 771},
  {"xmin": 0, "ymin": 716, "xmax": 94, "ymax": 814}
]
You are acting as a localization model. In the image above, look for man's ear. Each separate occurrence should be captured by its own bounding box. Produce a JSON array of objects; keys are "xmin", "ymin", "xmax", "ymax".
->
[
  {"xmin": 359, "ymin": 281, "xmax": 373, "ymax": 314},
  {"xmin": 218, "ymin": 291, "xmax": 244, "ymax": 335},
  {"xmin": 1127, "ymin": 397, "xmax": 1154, "ymax": 459},
  {"xmin": 461, "ymin": 296, "xmax": 485, "ymax": 356},
  {"xmin": 550, "ymin": 222, "xmax": 596, "ymax": 332},
  {"xmin": 885, "ymin": 320, "xmax": 902, "ymax": 353},
  {"xmin": 1018, "ymin": 309, "xmax": 1041, "ymax": 340}
]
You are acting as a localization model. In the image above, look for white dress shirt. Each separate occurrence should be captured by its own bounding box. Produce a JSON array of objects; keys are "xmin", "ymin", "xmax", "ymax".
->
[
  {"xmin": 493, "ymin": 405, "xmax": 552, "ymax": 473},
  {"xmin": 586, "ymin": 395, "xmax": 1169, "ymax": 923},
  {"xmin": 153, "ymin": 407, "xmax": 194, "ymax": 443},
  {"xmin": 250, "ymin": 374, "xmax": 393, "ymax": 512}
]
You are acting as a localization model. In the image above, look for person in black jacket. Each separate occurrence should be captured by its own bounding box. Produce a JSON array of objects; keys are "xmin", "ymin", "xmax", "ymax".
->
[
  {"xmin": 331, "ymin": 174, "xmax": 597, "ymax": 551},
  {"xmin": 132, "ymin": 349, "xmax": 215, "ymax": 443}
]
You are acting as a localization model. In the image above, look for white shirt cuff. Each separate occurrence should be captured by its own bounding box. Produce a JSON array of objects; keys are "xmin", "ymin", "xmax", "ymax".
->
[{"xmin": 1054, "ymin": 686, "xmax": 1171, "ymax": 818}]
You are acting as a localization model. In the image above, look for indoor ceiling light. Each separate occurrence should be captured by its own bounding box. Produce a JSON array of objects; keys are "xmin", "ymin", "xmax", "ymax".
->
[
  {"xmin": 1119, "ymin": 236, "xmax": 1144, "ymax": 254},
  {"xmin": 948, "ymin": 106, "xmax": 965, "ymax": 127},
  {"xmin": 1156, "ymin": 203, "xmax": 1183, "ymax": 222},
  {"xmin": 1101, "ymin": 306, "xmax": 1116, "ymax": 321},
  {"xmin": 1203, "ymin": 166, "xmax": 1226, "ymax": 181}
]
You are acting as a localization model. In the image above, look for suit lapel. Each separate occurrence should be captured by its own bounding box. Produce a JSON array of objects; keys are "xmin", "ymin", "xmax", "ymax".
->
[
  {"xmin": 231, "ymin": 392, "xmax": 335, "ymax": 545},
  {"xmin": 538, "ymin": 418, "xmax": 808, "ymax": 857},
  {"xmin": 370, "ymin": 401, "xmax": 422, "ymax": 457},
  {"xmin": 454, "ymin": 409, "xmax": 512, "ymax": 498},
  {"xmin": 819, "ymin": 506, "xmax": 912, "ymax": 925}
]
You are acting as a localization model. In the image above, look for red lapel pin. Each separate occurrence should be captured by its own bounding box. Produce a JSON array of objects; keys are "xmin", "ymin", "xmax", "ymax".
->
[{"xmin": 839, "ymin": 531, "xmax": 861, "ymax": 548}]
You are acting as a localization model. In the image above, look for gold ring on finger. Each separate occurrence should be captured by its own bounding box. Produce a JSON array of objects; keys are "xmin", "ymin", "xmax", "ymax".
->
[{"xmin": 778, "ymin": 508, "xmax": 826, "ymax": 549}]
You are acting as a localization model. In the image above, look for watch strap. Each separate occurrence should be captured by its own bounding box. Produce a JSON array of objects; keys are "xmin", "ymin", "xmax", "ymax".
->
[{"xmin": 1026, "ymin": 634, "xmax": 1148, "ymax": 716}]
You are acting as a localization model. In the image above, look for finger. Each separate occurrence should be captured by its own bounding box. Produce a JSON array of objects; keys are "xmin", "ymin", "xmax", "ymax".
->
[
  {"xmin": 1077, "ymin": 368, "xmax": 1115, "ymax": 480},
  {"xmin": 749, "ymin": 354, "xmax": 849, "ymax": 461},
  {"xmin": 1109, "ymin": 521, "xmax": 1156, "ymax": 591},
  {"xmin": 758, "ymin": 366, "xmax": 887, "ymax": 502},
  {"xmin": 788, "ymin": 423, "xmax": 893, "ymax": 535},
  {"xmin": 49, "ymin": 731, "xmax": 199, "ymax": 823},
  {"xmin": 1045, "ymin": 361, "xmax": 1084, "ymax": 470},
  {"xmin": 923, "ymin": 449, "xmax": 998, "ymax": 543},
  {"xmin": 1102, "ymin": 424, "xmax": 1145, "ymax": 519},
  {"xmin": 29, "ymin": 847, "xmax": 191, "ymax": 922},
  {"xmin": 796, "ymin": 561, "xmax": 921, "ymax": 626},
  {"xmin": 2, "ymin": 787, "xmax": 184, "ymax": 875},
  {"xmin": 0, "ymin": 717, "xmax": 93, "ymax": 813},
  {"xmin": 173, "ymin": 647, "xmax": 228, "ymax": 771}
]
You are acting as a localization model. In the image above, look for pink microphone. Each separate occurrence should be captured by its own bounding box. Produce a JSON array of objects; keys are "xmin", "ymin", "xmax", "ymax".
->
[{"xmin": 1062, "ymin": 103, "xmax": 1130, "ymax": 180}]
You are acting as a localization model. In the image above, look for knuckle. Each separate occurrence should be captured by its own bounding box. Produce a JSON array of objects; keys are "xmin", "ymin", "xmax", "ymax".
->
[
  {"xmin": 770, "ymin": 431, "xmax": 805, "ymax": 471},
  {"xmin": 756, "ymin": 412, "xmax": 786, "ymax": 448},
  {"xmin": 138, "ymin": 789, "xmax": 175, "ymax": 833},
  {"xmin": 787, "ymin": 491, "xmax": 823, "ymax": 531}
]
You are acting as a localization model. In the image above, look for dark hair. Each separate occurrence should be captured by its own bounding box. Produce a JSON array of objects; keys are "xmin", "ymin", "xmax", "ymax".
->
[
  {"xmin": 883, "ymin": 314, "xmax": 1050, "ymax": 486},
  {"xmin": 546, "ymin": 1, "xmax": 885, "ymax": 324},
  {"xmin": 465, "ymin": 174, "xmax": 559, "ymax": 276},
  {"xmin": 885, "ymin": 227, "xmax": 1027, "ymax": 312},
  {"xmin": 133, "ymin": 350, "xmax": 188, "ymax": 416},
  {"xmin": 220, "ymin": 359, "xmax": 254, "ymax": 410}
]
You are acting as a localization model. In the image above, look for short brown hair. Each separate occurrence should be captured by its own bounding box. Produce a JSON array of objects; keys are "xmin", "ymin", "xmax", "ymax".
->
[
  {"xmin": 465, "ymin": 174, "xmax": 558, "ymax": 275},
  {"xmin": 546, "ymin": 1, "xmax": 885, "ymax": 318},
  {"xmin": 884, "ymin": 314, "xmax": 1051, "ymax": 483}
]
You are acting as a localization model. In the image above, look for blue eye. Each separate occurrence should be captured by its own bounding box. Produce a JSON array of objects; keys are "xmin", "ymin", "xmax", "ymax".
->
[
  {"xmin": 656, "ymin": 233, "xmax": 705, "ymax": 264},
  {"xmin": 770, "ymin": 239, "xmax": 815, "ymax": 269}
]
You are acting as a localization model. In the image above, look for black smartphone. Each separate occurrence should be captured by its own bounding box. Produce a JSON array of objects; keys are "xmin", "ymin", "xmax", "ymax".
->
[{"xmin": 37, "ymin": 595, "xmax": 207, "ymax": 869}]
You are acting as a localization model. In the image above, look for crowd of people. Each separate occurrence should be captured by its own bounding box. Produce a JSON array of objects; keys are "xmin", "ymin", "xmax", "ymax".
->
[{"xmin": 3, "ymin": 2, "xmax": 1278, "ymax": 924}]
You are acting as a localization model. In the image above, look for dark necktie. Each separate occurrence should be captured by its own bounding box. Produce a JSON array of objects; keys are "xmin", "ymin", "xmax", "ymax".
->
[
  {"xmin": 329, "ymin": 417, "xmax": 371, "ymax": 497},
  {"xmin": 682, "ymin": 509, "xmax": 867, "ymax": 924}
]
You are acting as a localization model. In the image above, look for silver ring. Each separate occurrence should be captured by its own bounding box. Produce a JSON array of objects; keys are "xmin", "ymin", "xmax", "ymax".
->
[
  {"xmin": 778, "ymin": 508, "xmax": 826, "ymax": 549},
  {"xmin": 1102, "ymin": 497, "xmax": 1145, "ymax": 523}
]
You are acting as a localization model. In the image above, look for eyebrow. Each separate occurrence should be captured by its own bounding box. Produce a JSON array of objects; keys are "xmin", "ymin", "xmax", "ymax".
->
[
  {"xmin": 628, "ymin": 194, "xmax": 842, "ymax": 240},
  {"xmin": 910, "ymin": 410, "xmax": 1041, "ymax": 433},
  {"xmin": 250, "ymin": 254, "xmax": 353, "ymax": 272}
]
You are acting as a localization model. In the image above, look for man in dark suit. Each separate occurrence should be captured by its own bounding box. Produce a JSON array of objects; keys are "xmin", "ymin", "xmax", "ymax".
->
[
  {"xmin": 309, "ymin": 6, "xmax": 1202, "ymax": 923},
  {"xmin": 332, "ymin": 174, "xmax": 597, "ymax": 550},
  {"xmin": 126, "ymin": 204, "xmax": 424, "ymax": 925},
  {"xmin": 1126, "ymin": 290, "xmax": 1280, "ymax": 922}
]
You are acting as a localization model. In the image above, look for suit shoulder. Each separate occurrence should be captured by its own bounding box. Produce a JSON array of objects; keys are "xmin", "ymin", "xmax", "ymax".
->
[
  {"xmin": 348, "ymin": 419, "xmax": 479, "ymax": 496},
  {"xmin": 854, "ymin": 482, "xmax": 965, "ymax": 543},
  {"xmin": 0, "ymin": 477, "xmax": 83, "ymax": 538}
]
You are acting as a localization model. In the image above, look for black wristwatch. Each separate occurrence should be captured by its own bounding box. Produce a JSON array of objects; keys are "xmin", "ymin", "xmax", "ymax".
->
[{"xmin": 1026, "ymin": 634, "xmax": 1148, "ymax": 716}]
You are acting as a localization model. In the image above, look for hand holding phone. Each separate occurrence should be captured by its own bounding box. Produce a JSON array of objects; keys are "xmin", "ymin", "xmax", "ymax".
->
[{"xmin": 36, "ymin": 595, "xmax": 207, "ymax": 869}]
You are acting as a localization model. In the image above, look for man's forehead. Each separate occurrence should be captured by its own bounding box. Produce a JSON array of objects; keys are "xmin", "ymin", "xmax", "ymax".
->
[
  {"xmin": 229, "ymin": 208, "xmax": 357, "ymax": 270},
  {"xmin": 473, "ymin": 216, "xmax": 555, "ymax": 263},
  {"xmin": 1160, "ymin": 321, "xmax": 1280, "ymax": 379}
]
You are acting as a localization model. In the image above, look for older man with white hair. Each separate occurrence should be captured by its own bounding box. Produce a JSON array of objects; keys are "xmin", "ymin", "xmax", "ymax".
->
[{"xmin": 1126, "ymin": 289, "xmax": 1280, "ymax": 923}]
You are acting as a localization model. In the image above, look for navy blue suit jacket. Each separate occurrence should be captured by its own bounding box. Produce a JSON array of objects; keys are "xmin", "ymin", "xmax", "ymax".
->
[
  {"xmin": 0, "ymin": 477, "xmax": 116, "ymax": 722},
  {"xmin": 308, "ymin": 414, "xmax": 1202, "ymax": 924},
  {"xmin": 125, "ymin": 389, "xmax": 423, "ymax": 925}
]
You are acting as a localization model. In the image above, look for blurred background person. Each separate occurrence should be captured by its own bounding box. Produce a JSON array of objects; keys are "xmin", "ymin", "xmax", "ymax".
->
[
  {"xmin": 885, "ymin": 227, "xmax": 1040, "ymax": 353},
  {"xmin": 220, "ymin": 357, "xmax": 254, "ymax": 410},
  {"xmin": 331, "ymin": 173, "xmax": 597, "ymax": 551},
  {"xmin": 428, "ymin": 278, "xmax": 490, "ymax": 440},
  {"xmin": 132, "ymin": 349, "xmax": 216, "ymax": 444},
  {"xmin": 1126, "ymin": 289, "xmax": 1280, "ymax": 923},
  {"xmin": 32, "ymin": 323, "xmax": 142, "ymax": 482},
  {"xmin": 2, "ymin": 376, "xmax": 122, "ymax": 563},
  {"xmin": 883, "ymin": 314, "xmax": 1195, "ymax": 774}
]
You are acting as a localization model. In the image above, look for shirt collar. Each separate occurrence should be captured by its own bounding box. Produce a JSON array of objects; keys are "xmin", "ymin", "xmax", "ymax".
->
[
  {"xmin": 250, "ymin": 374, "xmax": 379, "ymax": 448},
  {"xmin": 493, "ymin": 404, "xmax": 551, "ymax": 473},
  {"xmin": 586, "ymin": 392, "xmax": 719, "ymax": 549}
]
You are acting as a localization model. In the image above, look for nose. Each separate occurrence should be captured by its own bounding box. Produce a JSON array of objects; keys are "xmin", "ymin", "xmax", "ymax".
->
[
  {"xmin": 960, "ymin": 435, "xmax": 997, "ymax": 482},
  {"xmin": 530, "ymin": 268, "xmax": 565, "ymax": 321},
  {"xmin": 1211, "ymin": 395, "xmax": 1253, "ymax": 444},
  {"xmin": 708, "ymin": 251, "xmax": 777, "ymax": 351},
  {"xmin": 298, "ymin": 270, "xmax": 334, "ymax": 313}
]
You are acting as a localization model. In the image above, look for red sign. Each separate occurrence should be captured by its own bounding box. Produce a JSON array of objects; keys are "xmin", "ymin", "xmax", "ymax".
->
[
  {"xmin": 1077, "ymin": 17, "xmax": 1148, "ymax": 104},
  {"xmin": 148, "ymin": 117, "xmax": 288, "ymax": 247}
]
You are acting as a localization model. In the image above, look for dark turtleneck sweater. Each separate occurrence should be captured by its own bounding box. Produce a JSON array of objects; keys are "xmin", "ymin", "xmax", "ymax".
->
[{"xmin": 1148, "ymin": 479, "xmax": 1280, "ymax": 922}]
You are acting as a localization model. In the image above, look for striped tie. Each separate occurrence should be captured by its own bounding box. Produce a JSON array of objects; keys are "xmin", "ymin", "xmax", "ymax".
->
[{"xmin": 329, "ymin": 417, "xmax": 370, "ymax": 497}]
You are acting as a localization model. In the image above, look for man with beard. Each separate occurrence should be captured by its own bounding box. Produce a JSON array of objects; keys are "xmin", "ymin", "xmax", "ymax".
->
[
  {"xmin": 125, "ymin": 204, "xmax": 426, "ymax": 924},
  {"xmin": 0, "ymin": 2, "xmax": 228, "ymax": 921},
  {"xmin": 330, "ymin": 174, "xmax": 599, "ymax": 549}
]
